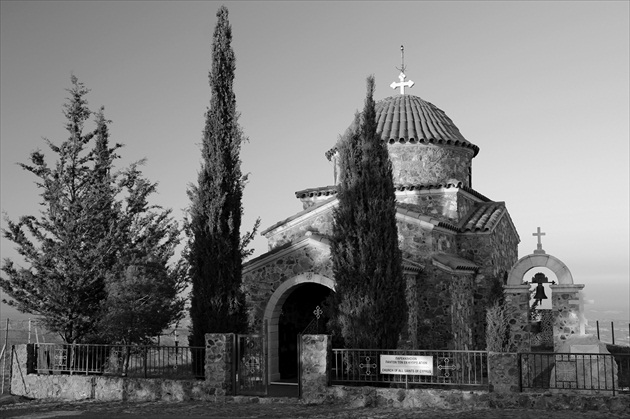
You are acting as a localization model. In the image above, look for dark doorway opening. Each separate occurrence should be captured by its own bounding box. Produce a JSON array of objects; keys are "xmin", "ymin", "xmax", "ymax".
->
[{"xmin": 278, "ymin": 283, "xmax": 331, "ymax": 380}]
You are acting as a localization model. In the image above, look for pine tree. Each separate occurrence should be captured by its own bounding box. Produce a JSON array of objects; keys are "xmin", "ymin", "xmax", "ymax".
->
[
  {"xmin": 331, "ymin": 76, "xmax": 406, "ymax": 349},
  {"xmin": 99, "ymin": 162, "xmax": 186, "ymax": 345},
  {"xmin": 1, "ymin": 76, "xmax": 185, "ymax": 344},
  {"xmin": 1, "ymin": 77, "xmax": 109, "ymax": 343},
  {"xmin": 186, "ymin": 6, "xmax": 255, "ymax": 349}
]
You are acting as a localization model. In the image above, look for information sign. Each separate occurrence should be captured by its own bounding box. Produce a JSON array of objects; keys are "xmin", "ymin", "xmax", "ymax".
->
[{"xmin": 379, "ymin": 355, "xmax": 433, "ymax": 375}]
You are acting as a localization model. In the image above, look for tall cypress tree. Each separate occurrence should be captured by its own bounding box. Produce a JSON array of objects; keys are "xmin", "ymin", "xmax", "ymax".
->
[
  {"xmin": 187, "ymin": 6, "xmax": 249, "ymax": 348},
  {"xmin": 331, "ymin": 76, "xmax": 405, "ymax": 349}
]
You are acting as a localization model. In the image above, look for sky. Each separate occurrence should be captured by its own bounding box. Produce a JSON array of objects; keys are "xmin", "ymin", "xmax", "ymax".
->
[{"xmin": 1, "ymin": 1, "xmax": 628, "ymax": 330}]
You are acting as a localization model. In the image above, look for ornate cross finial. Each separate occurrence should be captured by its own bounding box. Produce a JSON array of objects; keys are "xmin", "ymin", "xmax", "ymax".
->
[
  {"xmin": 390, "ymin": 45, "xmax": 414, "ymax": 95},
  {"xmin": 533, "ymin": 227, "xmax": 546, "ymax": 254}
]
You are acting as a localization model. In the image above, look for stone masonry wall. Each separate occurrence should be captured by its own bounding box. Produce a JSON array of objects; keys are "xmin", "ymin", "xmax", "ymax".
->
[
  {"xmin": 551, "ymin": 285, "xmax": 584, "ymax": 351},
  {"xmin": 413, "ymin": 266, "xmax": 453, "ymax": 349},
  {"xmin": 504, "ymin": 285, "xmax": 532, "ymax": 352},
  {"xmin": 397, "ymin": 192, "xmax": 459, "ymax": 224},
  {"xmin": 242, "ymin": 245, "xmax": 333, "ymax": 334},
  {"xmin": 397, "ymin": 189, "xmax": 478, "ymax": 226},
  {"xmin": 450, "ymin": 275, "xmax": 475, "ymax": 350},
  {"xmin": 388, "ymin": 144, "xmax": 473, "ymax": 188},
  {"xmin": 10, "ymin": 344, "xmax": 213, "ymax": 401},
  {"xmin": 299, "ymin": 338, "xmax": 629, "ymax": 415},
  {"xmin": 300, "ymin": 335, "xmax": 331, "ymax": 404},
  {"xmin": 456, "ymin": 214, "xmax": 519, "ymax": 349},
  {"xmin": 205, "ymin": 333, "xmax": 234, "ymax": 396},
  {"xmin": 457, "ymin": 192, "xmax": 476, "ymax": 222}
]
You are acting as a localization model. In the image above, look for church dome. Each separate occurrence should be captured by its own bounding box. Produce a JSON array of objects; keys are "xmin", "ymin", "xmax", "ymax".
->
[
  {"xmin": 375, "ymin": 95, "xmax": 478, "ymax": 156},
  {"xmin": 327, "ymin": 94, "xmax": 479, "ymax": 188}
]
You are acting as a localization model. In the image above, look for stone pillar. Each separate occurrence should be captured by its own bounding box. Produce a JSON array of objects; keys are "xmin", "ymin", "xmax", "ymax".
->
[
  {"xmin": 488, "ymin": 352, "xmax": 520, "ymax": 393},
  {"xmin": 504, "ymin": 284, "xmax": 531, "ymax": 352},
  {"xmin": 300, "ymin": 334, "xmax": 330, "ymax": 404},
  {"xmin": 205, "ymin": 333, "xmax": 235, "ymax": 396},
  {"xmin": 550, "ymin": 284, "xmax": 585, "ymax": 352}
]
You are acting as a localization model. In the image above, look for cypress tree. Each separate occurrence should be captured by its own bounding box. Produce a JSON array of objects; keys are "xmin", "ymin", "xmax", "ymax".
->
[
  {"xmin": 186, "ymin": 6, "xmax": 250, "ymax": 349},
  {"xmin": 331, "ymin": 76, "xmax": 405, "ymax": 349}
]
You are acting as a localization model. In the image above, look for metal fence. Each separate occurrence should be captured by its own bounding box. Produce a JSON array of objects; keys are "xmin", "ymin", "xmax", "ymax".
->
[
  {"xmin": 34, "ymin": 343, "xmax": 205, "ymax": 379},
  {"xmin": 331, "ymin": 349, "xmax": 488, "ymax": 389},
  {"xmin": 520, "ymin": 352, "xmax": 630, "ymax": 395}
]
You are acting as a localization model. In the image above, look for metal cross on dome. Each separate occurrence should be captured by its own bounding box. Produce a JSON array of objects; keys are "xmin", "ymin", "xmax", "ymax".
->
[{"xmin": 390, "ymin": 45, "xmax": 415, "ymax": 95}]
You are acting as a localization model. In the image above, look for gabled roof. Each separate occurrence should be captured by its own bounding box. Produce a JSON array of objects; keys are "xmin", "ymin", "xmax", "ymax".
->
[
  {"xmin": 459, "ymin": 202, "xmax": 506, "ymax": 233},
  {"xmin": 244, "ymin": 230, "xmax": 424, "ymax": 276},
  {"xmin": 396, "ymin": 207, "xmax": 459, "ymax": 233},
  {"xmin": 243, "ymin": 232, "xmax": 330, "ymax": 273},
  {"xmin": 432, "ymin": 253, "xmax": 479, "ymax": 274},
  {"xmin": 296, "ymin": 183, "xmax": 491, "ymax": 203},
  {"xmin": 262, "ymin": 197, "xmax": 336, "ymax": 236}
]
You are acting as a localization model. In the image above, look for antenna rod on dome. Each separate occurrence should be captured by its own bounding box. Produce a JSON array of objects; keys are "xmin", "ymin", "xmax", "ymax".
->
[{"xmin": 397, "ymin": 45, "xmax": 406, "ymax": 74}]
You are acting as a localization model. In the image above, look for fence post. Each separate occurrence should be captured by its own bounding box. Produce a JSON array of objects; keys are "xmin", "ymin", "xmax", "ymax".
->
[
  {"xmin": 144, "ymin": 347, "xmax": 148, "ymax": 378},
  {"xmin": 299, "ymin": 334, "xmax": 330, "ymax": 403},
  {"xmin": 611, "ymin": 322, "xmax": 615, "ymax": 345},
  {"xmin": 596, "ymin": 320, "xmax": 600, "ymax": 340}
]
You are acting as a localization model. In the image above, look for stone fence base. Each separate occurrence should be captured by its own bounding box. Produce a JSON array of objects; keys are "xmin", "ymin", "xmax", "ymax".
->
[{"xmin": 8, "ymin": 338, "xmax": 630, "ymax": 416}]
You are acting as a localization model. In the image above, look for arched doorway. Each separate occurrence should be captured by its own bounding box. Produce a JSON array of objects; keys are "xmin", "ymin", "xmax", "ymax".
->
[
  {"xmin": 263, "ymin": 273, "xmax": 335, "ymax": 382},
  {"xmin": 278, "ymin": 283, "xmax": 331, "ymax": 379}
]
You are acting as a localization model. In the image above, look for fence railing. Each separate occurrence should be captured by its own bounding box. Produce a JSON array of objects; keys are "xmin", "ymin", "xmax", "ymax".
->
[
  {"xmin": 520, "ymin": 352, "xmax": 630, "ymax": 395},
  {"xmin": 331, "ymin": 349, "xmax": 488, "ymax": 389},
  {"xmin": 34, "ymin": 343, "xmax": 205, "ymax": 379}
]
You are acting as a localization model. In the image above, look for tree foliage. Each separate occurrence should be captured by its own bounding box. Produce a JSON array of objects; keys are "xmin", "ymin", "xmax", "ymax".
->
[
  {"xmin": 186, "ymin": 6, "xmax": 258, "ymax": 347},
  {"xmin": 1, "ymin": 76, "xmax": 185, "ymax": 344},
  {"xmin": 330, "ymin": 76, "xmax": 406, "ymax": 349}
]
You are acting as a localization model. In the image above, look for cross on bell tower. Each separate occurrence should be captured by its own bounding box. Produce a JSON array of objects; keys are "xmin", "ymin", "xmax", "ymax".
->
[
  {"xmin": 390, "ymin": 45, "xmax": 415, "ymax": 95},
  {"xmin": 533, "ymin": 227, "xmax": 546, "ymax": 254}
]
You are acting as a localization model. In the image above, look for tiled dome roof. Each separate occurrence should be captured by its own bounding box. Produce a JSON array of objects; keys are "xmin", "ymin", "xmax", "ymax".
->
[
  {"xmin": 326, "ymin": 95, "xmax": 479, "ymax": 160},
  {"xmin": 375, "ymin": 95, "xmax": 479, "ymax": 156}
]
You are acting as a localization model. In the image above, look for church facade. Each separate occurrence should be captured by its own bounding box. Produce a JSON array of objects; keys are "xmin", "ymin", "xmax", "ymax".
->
[{"xmin": 242, "ymin": 75, "xmax": 520, "ymax": 381}]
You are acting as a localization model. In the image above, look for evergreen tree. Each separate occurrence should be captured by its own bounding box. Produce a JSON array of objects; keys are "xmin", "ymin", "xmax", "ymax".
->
[
  {"xmin": 331, "ymin": 76, "xmax": 405, "ymax": 349},
  {"xmin": 1, "ymin": 77, "xmax": 110, "ymax": 343},
  {"xmin": 99, "ymin": 162, "xmax": 186, "ymax": 345},
  {"xmin": 1, "ymin": 76, "xmax": 185, "ymax": 344},
  {"xmin": 186, "ymin": 6, "xmax": 256, "ymax": 348}
]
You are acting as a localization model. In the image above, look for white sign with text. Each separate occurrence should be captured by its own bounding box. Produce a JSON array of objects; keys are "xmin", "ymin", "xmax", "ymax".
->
[{"xmin": 379, "ymin": 355, "xmax": 433, "ymax": 375}]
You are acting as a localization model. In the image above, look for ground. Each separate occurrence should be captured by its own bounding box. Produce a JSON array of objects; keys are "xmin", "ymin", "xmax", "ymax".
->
[{"xmin": 0, "ymin": 395, "xmax": 625, "ymax": 419}]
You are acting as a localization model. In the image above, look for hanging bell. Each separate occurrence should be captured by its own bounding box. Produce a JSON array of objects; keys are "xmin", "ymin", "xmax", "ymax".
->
[{"xmin": 533, "ymin": 283, "xmax": 548, "ymax": 303}]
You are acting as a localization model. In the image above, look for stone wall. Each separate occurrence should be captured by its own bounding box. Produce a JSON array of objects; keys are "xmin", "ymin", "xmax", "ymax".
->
[
  {"xmin": 387, "ymin": 144, "xmax": 473, "ymax": 188},
  {"xmin": 299, "ymin": 338, "xmax": 628, "ymax": 414},
  {"xmin": 299, "ymin": 335, "xmax": 331, "ymax": 404},
  {"xmin": 9, "ymin": 344, "xmax": 213, "ymax": 401},
  {"xmin": 456, "ymin": 214, "xmax": 519, "ymax": 349},
  {"xmin": 412, "ymin": 266, "xmax": 454, "ymax": 349},
  {"xmin": 397, "ymin": 192, "xmax": 459, "ymax": 224},
  {"xmin": 450, "ymin": 275, "xmax": 474, "ymax": 350},
  {"xmin": 205, "ymin": 333, "xmax": 234, "ymax": 396},
  {"xmin": 487, "ymin": 352, "xmax": 520, "ymax": 393},
  {"xmin": 551, "ymin": 285, "xmax": 584, "ymax": 351},
  {"xmin": 504, "ymin": 285, "xmax": 532, "ymax": 352}
]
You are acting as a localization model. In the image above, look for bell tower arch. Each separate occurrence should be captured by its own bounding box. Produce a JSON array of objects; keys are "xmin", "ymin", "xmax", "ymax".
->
[{"xmin": 504, "ymin": 228, "xmax": 585, "ymax": 351}]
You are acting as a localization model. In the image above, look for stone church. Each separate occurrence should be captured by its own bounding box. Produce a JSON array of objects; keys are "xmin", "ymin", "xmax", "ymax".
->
[{"xmin": 243, "ymin": 71, "xmax": 520, "ymax": 381}]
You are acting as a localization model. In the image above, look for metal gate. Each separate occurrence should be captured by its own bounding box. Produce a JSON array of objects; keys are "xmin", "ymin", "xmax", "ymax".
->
[{"xmin": 235, "ymin": 334, "xmax": 267, "ymax": 396}]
